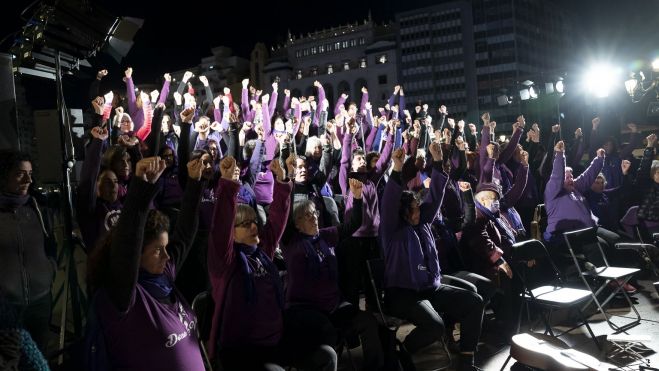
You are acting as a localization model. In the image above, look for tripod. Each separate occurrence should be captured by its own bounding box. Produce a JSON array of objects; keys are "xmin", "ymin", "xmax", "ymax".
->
[{"xmin": 46, "ymin": 51, "xmax": 88, "ymax": 365}]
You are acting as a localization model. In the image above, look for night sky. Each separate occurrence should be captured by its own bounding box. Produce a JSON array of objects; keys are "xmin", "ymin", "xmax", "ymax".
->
[{"xmin": 2, "ymin": 0, "xmax": 658, "ymax": 88}]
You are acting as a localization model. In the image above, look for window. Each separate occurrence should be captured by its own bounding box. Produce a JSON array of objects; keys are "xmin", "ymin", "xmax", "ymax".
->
[
  {"xmin": 311, "ymin": 66, "xmax": 318, "ymax": 76},
  {"xmin": 377, "ymin": 54, "xmax": 388, "ymax": 64},
  {"xmin": 335, "ymin": 42, "xmax": 341, "ymax": 50},
  {"xmin": 311, "ymin": 46, "xmax": 317, "ymax": 55},
  {"xmin": 350, "ymin": 39, "xmax": 357, "ymax": 47},
  {"xmin": 327, "ymin": 64, "xmax": 334, "ymax": 74},
  {"xmin": 378, "ymin": 75, "xmax": 387, "ymax": 85},
  {"xmin": 359, "ymin": 37, "xmax": 365, "ymax": 45},
  {"xmin": 342, "ymin": 40, "xmax": 349, "ymax": 49},
  {"xmin": 296, "ymin": 70, "xmax": 302, "ymax": 80},
  {"xmin": 359, "ymin": 58, "xmax": 367, "ymax": 68},
  {"xmin": 343, "ymin": 61, "xmax": 350, "ymax": 71},
  {"xmin": 319, "ymin": 45, "xmax": 325, "ymax": 53},
  {"xmin": 296, "ymin": 50, "xmax": 302, "ymax": 58}
]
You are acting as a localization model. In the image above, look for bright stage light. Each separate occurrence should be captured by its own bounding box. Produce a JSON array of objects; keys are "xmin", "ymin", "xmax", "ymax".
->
[
  {"xmin": 584, "ymin": 64, "xmax": 621, "ymax": 98},
  {"xmin": 652, "ymin": 58, "xmax": 659, "ymax": 71}
]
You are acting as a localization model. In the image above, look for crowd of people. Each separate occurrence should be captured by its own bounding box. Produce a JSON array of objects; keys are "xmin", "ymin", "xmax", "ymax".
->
[{"xmin": 1, "ymin": 65, "xmax": 657, "ymax": 371}]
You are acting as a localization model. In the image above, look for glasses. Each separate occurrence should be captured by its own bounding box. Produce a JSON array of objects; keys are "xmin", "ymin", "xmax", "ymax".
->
[
  {"xmin": 235, "ymin": 219, "xmax": 257, "ymax": 228},
  {"xmin": 302, "ymin": 210, "xmax": 320, "ymax": 220}
]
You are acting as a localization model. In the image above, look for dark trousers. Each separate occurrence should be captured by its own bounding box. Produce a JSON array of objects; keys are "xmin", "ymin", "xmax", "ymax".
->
[
  {"xmin": 219, "ymin": 344, "xmax": 336, "ymax": 371},
  {"xmin": 285, "ymin": 304, "xmax": 384, "ymax": 369},
  {"xmin": 219, "ymin": 308, "xmax": 338, "ymax": 371},
  {"xmin": 336, "ymin": 236, "xmax": 380, "ymax": 308},
  {"xmin": 14, "ymin": 292, "xmax": 52, "ymax": 354},
  {"xmin": 385, "ymin": 285, "xmax": 484, "ymax": 354}
]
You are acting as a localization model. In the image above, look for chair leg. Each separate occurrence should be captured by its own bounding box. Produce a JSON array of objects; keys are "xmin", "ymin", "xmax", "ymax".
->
[{"xmin": 499, "ymin": 354, "xmax": 513, "ymax": 371}]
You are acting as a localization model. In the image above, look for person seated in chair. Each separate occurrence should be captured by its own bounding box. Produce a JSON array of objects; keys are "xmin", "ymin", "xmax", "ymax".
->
[
  {"xmin": 544, "ymin": 141, "xmax": 638, "ymax": 292},
  {"xmin": 381, "ymin": 145, "xmax": 485, "ymax": 371},
  {"xmin": 283, "ymin": 178, "xmax": 384, "ymax": 370}
]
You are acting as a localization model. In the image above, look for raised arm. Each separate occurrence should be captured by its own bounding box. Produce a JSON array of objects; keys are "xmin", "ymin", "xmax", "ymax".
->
[
  {"xmin": 499, "ymin": 124, "xmax": 523, "ymax": 164},
  {"xmin": 208, "ymin": 159, "xmax": 241, "ymax": 279},
  {"xmin": 124, "ymin": 68, "xmax": 137, "ymax": 116},
  {"xmin": 108, "ymin": 158, "xmax": 165, "ymax": 312},
  {"xmin": 574, "ymin": 150, "xmax": 605, "ymax": 194},
  {"xmin": 241, "ymin": 79, "xmax": 251, "ymax": 116},
  {"xmin": 373, "ymin": 131, "xmax": 394, "ymax": 180},
  {"xmin": 419, "ymin": 144, "xmax": 448, "ymax": 224},
  {"xmin": 268, "ymin": 83, "xmax": 278, "ymax": 118},
  {"xmin": 338, "ymin": 128, "xmax": 353, "ymax": 195},
  {"xmin": 334, "ymin": 93, "xmax": 347, "ymax": 117},
  {"xmin": 77, "ymin": 130, "xmax": 106, "ymax": 216},
  {"xmin": 169, "ymin": 167, "xmax": 205, "ymax": 275},
  {"xmin": 381, "ymin": 149, "xmax": 405, "ymax": 239},
  {"xmin": 135, "ymin": 101, "xmax": 153, "ymax": 142},
  {"xmin": 157, "ymin": 74, "xmax": 171, "ymax": 106},
  {"xmin": 176, "ymin": 108, "xmax": 195, "ymax": 188},
  {"xmin": 314, "ymin": 82, "xmax": 326, "ymax": 125},
  {"xmin": 544, "ymin": 142, "xmax": 566, "ymax": 201},
  {"xmin": 260, "ymin": 161, "xmax": 292, "ymax": 258},
  {"xmin": 143, "ymin": 104, "xmax": 164, "ymax": 157}
]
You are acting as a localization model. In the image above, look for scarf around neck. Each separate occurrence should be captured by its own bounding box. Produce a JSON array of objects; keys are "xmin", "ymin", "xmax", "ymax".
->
[
  {"xmin": 137, "ymin": 268, "xmax": 173, "ymax": 300},
  {"xmin": 300, "ymin": 233, "xmax": 337, "ymax": 280},
  {"xmin": 234, "ymin": 243, "xmax": 283, "ymax": 307},
  {"xmin": 0, "ymin": 193, "xmax": 30, "ymax": 211},
  {"xmin": 475, "ymin": 200, "xmax": 516, "ymax": 246}
]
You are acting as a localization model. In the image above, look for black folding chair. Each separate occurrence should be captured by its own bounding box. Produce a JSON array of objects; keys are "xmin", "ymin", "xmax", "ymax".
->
[
  {"xmin": 499, "ymin": 239, "xmax": 599, "ymax": 371},
  {"xmin": 563, "ymin": 227, "xmax": 641, "ymax": 333},
  {"xmin": 191, "ymin": 291, "xmax": 215, "ymax": 371}
]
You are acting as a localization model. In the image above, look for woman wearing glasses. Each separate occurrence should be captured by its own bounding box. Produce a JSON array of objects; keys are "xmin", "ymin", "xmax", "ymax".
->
[
  {"xmin": 282, "ymin": 177, "xmax": 385, "ymax": 370},
  {"xmin": 207, "ymin": 156, "xmax": 336, "ymax": 371}
]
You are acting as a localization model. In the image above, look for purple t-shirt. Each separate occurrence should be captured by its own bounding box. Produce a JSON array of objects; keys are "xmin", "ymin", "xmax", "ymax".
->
[{"xmin": 97, "ymin": 262, "xmax": 205, "ymax": 371}]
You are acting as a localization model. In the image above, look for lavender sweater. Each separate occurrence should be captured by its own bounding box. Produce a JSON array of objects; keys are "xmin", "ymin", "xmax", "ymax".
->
[{"xmin": 544, "ymin": 151, "xmax": 604, "ymax": 238}]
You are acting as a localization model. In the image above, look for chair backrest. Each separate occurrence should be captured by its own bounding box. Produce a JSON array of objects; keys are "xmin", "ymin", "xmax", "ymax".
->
[
  {"xmin": 530, "ymin": 204, "xmax": 547, "ymax": 241},
  {"xmin": 191, "ymin": 291, "xmax": 214, "ymax": 342},
  {"xmin": 563, "ymin": 227, "xmax": 609, "ymax": 267},
  {"xmin": 511, "ymin": 239, "xmax": 562, "ymax": 292},
  {"xmin": 366, "ymin": 258, "xmax": 388, "ymax": 324}
]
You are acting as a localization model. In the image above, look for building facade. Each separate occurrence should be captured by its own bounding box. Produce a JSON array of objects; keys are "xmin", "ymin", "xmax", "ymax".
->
[
  {"xmin": 397, "ymin": 0, "xmax": 571, "ymax": 127},
  {"xmin": 260, "ymin": 17, "xmax": 400, "ymax": 109}
]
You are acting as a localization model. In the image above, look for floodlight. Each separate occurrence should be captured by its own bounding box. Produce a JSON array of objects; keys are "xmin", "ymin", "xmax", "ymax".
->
[{"xmin": 584, "ymin": 64, "xmax": 620, "ymax": 98}]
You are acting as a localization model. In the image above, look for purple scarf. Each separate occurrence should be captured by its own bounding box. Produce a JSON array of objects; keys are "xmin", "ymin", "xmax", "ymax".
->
[
  {"xmin": 475, "ymin": 200, "xmax": 516, "ymax": 246},
  {"xmin": 137, "ymin": 269, "xmax": 173, "ymax": 300},
  {"xmin": 300, "ymin": 233, "xmax": 337, "ymax": 280},
  {"xmin": 234, "ymin": 243, "xmax": 283, "ymax": 307},
  {"xmin": 0, "ymin": 193, "xmax": 30, "ymax": 211}
]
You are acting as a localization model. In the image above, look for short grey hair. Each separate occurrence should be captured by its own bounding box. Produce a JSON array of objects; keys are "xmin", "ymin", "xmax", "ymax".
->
[
  {"xmin": 305, "ymin": 136, "xmax": 322, "ymax": 157},
  {"xmin": 235, "ymin": 204, "xmax": 256, "ymax": 226},
  {"xmin": 293, "ymin": 200, "xmax": 315, "ymax": 222}
]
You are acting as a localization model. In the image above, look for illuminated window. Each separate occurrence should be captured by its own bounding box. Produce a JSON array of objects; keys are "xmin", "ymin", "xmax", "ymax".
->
[
  {"xmin": 377, "ymin": 54, "xmax": 388, "ymax": 64},
  {"xmin": 327, "ymin": 64, "xmax": 334, "ymax": 74},
  {"xmin": 343, "ymin": 61, "xmax": 350, "ymax": 71},
  {"xmin": 359, "ymin": 58, "xmax": 367, "ymax": 68},
  {"xmin": 296, "ymin": 70, "xmax": 302, "ymax": 79}
]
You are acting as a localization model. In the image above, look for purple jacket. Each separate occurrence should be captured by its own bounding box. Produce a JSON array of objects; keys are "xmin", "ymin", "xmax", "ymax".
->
[
  {"xmin": 544, "ymin": 151, "xmax": 604, "ymax": 238},
  {"xmin": 207, "ymin": 179, "xmax": 292, "ymax": 356},
  {"xmin": 380, "ymin": 165, "xmax": 448, "ymax": 291},
  {"xmin": 76, "ymin": 138, "xmax": 123, "ymax": 251},
  {"xmin": 283, "ymin": 199, "xmax": 362, "ymax": 312},
  {"xmin": 339, "ymin": 131, "xmax": 393, "ymax": 237}
]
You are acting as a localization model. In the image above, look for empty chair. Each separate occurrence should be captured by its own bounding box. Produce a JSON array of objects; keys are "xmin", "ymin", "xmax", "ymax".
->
[
  {"xmin": 563, "ymin": 227, "xmax": 641, "ymax": 333},
  {"xmin": 499, "ymin": 239, "xmax": 599, "ymax": 371}
]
